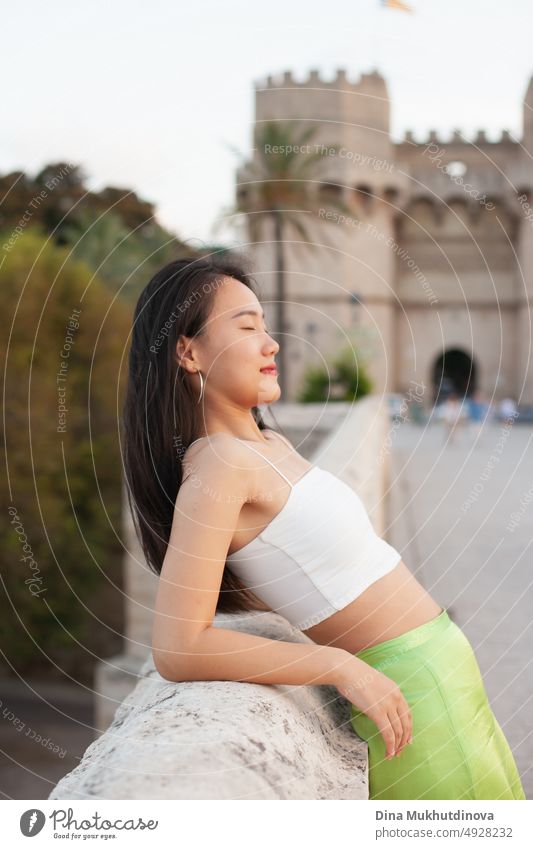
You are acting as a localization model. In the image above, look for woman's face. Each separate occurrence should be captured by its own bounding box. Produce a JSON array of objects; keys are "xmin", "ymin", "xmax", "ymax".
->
[{"xmin": 184, "ymin": 276, "xmax": 281, "ymax": 408}]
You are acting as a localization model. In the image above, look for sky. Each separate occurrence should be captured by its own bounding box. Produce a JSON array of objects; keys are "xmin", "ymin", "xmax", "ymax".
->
[{"xmin": 3, "ymin": 0, "xmax": 533, "ymax": 244}]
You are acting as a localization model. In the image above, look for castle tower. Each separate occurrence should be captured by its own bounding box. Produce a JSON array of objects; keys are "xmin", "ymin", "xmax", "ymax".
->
[
  {"xmin": 394, "ymin": 121, "xmax": 524, "ymax": 404},
  {"xmin": 237, "ymin": 69, "xmax": 533, "ymax": 406},
  {"xmin": 238, "ymin": 69, "xmax": 408, "ymax": 400}
]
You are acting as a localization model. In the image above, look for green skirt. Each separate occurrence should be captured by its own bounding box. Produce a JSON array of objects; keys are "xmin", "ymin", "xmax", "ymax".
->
[{"xmin": 350, "ymin": 608, "xmax": 525, "ymax": 800}]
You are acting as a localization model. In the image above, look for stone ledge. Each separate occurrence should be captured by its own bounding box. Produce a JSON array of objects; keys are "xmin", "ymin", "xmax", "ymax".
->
[{"xmin": 49, "ymin": 611, "xmax": 367, "ymax": 800}]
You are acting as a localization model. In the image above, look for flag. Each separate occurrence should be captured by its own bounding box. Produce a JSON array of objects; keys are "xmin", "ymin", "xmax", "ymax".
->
[{"xmin": 381, "ymin": 0, "xmax": 413, "ymax": 12}]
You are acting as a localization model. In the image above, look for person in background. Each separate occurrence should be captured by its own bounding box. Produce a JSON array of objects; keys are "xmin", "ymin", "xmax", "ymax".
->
[
  {"xmin": 442, "ymin": 392, "xmax": 467, "ymax": 445},
  {"xmin": 467, "ymin": 389, "xmax": 488, "ymax": 439},
  {"xmin": 499, "ymin": 396, "xmax": 518, "ymax": 423}
]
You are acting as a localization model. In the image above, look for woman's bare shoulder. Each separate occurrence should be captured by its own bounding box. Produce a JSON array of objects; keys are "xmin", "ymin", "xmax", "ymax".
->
[
  {"xmin": 181, "ymin": 433, "xmax": 258, "ymax": 491},
  {"xmin": 183, "ymin": 431, "xmax": 254, "ymax": 458}
]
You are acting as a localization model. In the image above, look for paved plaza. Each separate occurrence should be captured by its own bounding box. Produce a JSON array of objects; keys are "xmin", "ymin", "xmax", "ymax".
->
[{"xmin": 387, "ymin": 416, "xmax": 533, "ymax": 799}]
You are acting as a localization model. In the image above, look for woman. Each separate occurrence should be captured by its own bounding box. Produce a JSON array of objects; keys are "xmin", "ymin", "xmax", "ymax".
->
[{"xmin": 122, "ymin": 255, "xmax": 525, "ymax": 801}]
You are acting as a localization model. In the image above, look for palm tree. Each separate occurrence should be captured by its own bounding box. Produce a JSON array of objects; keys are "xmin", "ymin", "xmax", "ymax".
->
[{"xmin": 216, "ymin": 120, "xmax": 355, "ymax": 399}]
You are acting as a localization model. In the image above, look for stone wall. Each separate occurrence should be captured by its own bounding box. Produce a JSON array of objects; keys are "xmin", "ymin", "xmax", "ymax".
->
[{"xmin": 49, "ymin": 612, "xmax": 366, "ymax": 800}]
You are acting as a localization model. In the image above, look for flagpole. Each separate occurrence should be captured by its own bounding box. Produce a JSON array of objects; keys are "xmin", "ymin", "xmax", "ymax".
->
[
  {"xmin": 370, "ymin": 7, "xmax": 377, "ymax": 71},
  {"xmin": 375, "ymin": 5, "xmax": 381, "ymax": 73},
  {"xmin": 376, "ymin": 0, "xmax": 414, "ymax": 71}
]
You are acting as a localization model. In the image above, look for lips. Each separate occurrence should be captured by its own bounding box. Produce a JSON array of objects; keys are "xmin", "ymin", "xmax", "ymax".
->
[{"xmin": 260, "ymin": 366, "xmax": 278, "ymax": 375}]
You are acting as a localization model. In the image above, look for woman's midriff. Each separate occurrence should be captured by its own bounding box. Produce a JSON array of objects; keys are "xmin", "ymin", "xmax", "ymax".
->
[{"xmin": 302, "ymin": 561, "xmax": 444, "ymax": 654}]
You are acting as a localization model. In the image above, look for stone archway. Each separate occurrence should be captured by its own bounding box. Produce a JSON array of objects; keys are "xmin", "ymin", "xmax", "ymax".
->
[{"xmin": 431, "ymin": 348, "xmax": 477, "ymax": 404}]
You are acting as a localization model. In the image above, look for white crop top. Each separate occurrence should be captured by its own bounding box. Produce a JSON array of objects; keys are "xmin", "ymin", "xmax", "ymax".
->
[{"xmin": 187, "ymin": 433, "xmax": 403, "ymax": 631}]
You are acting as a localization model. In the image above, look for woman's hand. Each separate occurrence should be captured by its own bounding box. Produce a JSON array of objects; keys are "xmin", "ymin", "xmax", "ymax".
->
[{"xmin": 336, "ymin": 657, "xmax": 413, "ymax": 759}]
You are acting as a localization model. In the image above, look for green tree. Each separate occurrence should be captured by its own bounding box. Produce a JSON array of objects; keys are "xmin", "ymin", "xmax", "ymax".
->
[
  {"xmin": 298, "ymin": 344, "xmax": 373, "ymax": 402},
  {"xmin": 0, "ymin": 164, "xmax": 195, "ymax": 304},
  {"xmin": 51, "ymin": 207, "xmax": 192, "ymax": 304},
  {"xmin": 0, "ymin": 230, "xmax": 132, "ymax": 682}
]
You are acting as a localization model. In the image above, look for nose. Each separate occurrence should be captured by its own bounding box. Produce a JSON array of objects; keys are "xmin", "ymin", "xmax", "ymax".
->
[{"xmin": 265, "ymin": 333, "xmax": 279, "ymax": 354}]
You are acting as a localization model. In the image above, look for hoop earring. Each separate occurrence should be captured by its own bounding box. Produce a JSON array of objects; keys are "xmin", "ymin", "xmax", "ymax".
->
[{"xmin": 196, "ymin": 369, "xmax": 204, "ymax": 404}]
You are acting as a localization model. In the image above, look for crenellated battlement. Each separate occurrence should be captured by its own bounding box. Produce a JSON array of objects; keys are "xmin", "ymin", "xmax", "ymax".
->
[
  {"xmin": 399, "ymin": 128, "xmax": 518, "ymax": 146},
  {"xmin": 255, "ymin": 68, "xmax": 531, "ymax": 149},
  {"xmin": 254, "ymin": 66, "xmax": 391, "ymax": 144},
  {"xmin": 255, "ymin": 67, "xmax": 386, "ymax": 91}
]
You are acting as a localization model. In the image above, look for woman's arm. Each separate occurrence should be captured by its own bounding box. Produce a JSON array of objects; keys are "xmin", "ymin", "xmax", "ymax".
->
[{"xmin": 160, "ymin": 621, "xmax": 351, "ymax": 686}]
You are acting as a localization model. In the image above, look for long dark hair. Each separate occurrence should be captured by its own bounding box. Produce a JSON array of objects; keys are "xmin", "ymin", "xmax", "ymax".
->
[{"xmin": 121, "ymin": 253, "xmax": 275, "ymax": 614}]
